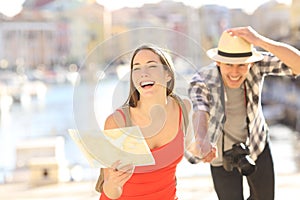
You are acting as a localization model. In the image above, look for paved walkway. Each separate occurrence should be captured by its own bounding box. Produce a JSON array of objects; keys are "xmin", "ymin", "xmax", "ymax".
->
[
  {"xmin": 0, "ymin": 172, "xmax": 299, "ymax": 200},
  {"xmin": 1, "ymin": 124, "xmax": 300, "ymax": 200}
]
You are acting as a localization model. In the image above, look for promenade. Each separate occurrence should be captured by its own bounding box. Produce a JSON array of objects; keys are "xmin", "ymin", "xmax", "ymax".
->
[{"xmin": 0, "ymin": 125, "xmax": 299, "ymax": 199}]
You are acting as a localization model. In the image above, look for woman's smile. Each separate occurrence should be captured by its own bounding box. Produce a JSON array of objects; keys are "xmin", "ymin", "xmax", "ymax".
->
[{"xmin": 140, "ymin": 81, "xmax": 155, "ymax": 89}]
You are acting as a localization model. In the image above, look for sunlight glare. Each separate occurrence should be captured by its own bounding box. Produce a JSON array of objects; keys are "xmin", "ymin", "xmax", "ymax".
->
[{"xmin": 0, "ymin": 0, "xmax": 26, "ymax": 17}]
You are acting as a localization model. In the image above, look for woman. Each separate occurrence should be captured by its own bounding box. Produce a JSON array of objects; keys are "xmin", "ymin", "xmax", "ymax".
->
[{"xmin": 100, "ymin": 44, "xmax": 192, "ymax": 200}]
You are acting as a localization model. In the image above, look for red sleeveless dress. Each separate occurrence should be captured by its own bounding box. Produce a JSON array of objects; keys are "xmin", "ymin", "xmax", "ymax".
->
[{"xmin": 100, "ymin": 108, "xmax": 184, "ymax": 200}]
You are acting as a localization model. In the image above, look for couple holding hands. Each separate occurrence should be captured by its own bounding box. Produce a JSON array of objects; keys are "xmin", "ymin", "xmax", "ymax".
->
[{"xmin": 98, "ymin": 26, "xmax": 300, "ymax": 200}]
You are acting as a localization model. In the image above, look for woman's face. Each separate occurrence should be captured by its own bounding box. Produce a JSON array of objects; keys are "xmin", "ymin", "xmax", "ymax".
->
[
  {"xmin": 217, "ymin": 62, "xmax": 252, "ymax": 88},
  {"xmin": 131, "ymin": 49, "xmax": 171, "ymax": 97}
]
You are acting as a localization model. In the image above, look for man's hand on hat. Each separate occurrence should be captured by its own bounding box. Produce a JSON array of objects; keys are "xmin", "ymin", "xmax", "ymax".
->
[{"xmin": 225, "ymin": 26, "xmax": 263, "ymax": 47}]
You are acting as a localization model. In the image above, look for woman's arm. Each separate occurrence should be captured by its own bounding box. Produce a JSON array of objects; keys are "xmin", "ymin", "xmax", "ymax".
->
[{"xmin": 101, "ymin": 114, "xmax": 134, "ymax": 199}]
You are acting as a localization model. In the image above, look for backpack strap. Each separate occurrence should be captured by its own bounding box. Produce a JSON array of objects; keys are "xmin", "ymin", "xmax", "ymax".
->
[
  {"xmin": 171, "ymin": 94, "xmax": 189, "ymax": 136},
  {"xmin": 120, "ymin": 105, "xmax": 132, "ymax": 127}
]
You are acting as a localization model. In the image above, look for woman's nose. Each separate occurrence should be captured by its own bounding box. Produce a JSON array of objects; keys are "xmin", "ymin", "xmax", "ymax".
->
[{"xmin": 140, "ymin": 68, "xmax": 149, "ymax": 77}]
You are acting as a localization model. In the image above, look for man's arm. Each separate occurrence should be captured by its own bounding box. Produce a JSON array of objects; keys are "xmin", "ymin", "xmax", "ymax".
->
[
  {"xmin": 227, "ymin": 26, "xmax": 300, "ymax": 75},
  {"xmin": 190, "ymin": 110, "xmax": 216, "ymax": 163}
]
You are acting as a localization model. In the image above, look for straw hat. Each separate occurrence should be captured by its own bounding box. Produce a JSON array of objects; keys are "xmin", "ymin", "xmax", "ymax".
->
[{"xmin": 206, "ymin": 31, "xmax": 264, "ymax": 64}]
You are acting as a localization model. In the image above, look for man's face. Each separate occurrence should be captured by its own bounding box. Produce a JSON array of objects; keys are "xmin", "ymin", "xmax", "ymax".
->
[{"xmin": 217, "ymin": 62, "xmax": 253, "ymax": 88}]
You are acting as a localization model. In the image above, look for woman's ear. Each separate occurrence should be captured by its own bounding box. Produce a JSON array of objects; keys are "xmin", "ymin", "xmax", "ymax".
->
[{"xmin": 165, "ymin": 72, "xmax": 172, "ymax": 82}]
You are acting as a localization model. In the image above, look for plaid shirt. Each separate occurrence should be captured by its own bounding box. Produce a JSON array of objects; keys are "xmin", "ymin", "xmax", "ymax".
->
[{"xmin": 189, "ymin": 52, "xmax": 295, "ymax": 161}]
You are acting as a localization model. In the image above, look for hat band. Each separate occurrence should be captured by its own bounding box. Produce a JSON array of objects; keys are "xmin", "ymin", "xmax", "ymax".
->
[{"xmin": 218, "ymin": 50, "xmax": 252, "ymax": 58}]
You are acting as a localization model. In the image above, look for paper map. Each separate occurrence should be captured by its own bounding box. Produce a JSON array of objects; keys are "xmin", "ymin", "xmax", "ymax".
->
[{"xmin": 68, "ymin": 126, "xmax": 155, "ymax": 168}]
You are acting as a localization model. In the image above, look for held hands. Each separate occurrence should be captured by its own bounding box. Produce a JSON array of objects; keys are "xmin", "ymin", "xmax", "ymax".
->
[
  {"xmin": 103, "ymin": 160, "xmax": 134, "ymax": 199},
  {"xmin": 190, "ymin": 111, "xmax": 217, "ymax": 163},
  {"xmin": 202, "ymin": 146, "xmax": 217, "ymax": 163},
  {"xmin": 187, "ymin": 139, "xmax": 217, "ymax": 163}
]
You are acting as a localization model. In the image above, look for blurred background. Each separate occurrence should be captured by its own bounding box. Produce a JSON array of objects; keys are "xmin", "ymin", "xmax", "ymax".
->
[{"xmin": 0, "ymin": 0, "xmax": 299, "ymax": 199}]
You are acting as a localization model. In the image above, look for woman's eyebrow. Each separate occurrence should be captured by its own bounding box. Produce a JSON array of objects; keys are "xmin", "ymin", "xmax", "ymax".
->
[
  {"xmin": 133, "ymin": 60, "xmax": 158, "ymax": 66},
  {"xmin": 147, "ymin": 60, "xmax": 158, "ymax": 64}
]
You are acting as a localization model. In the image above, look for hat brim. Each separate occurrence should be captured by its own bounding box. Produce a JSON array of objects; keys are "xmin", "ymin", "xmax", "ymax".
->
[{"xmin": 206, "ymin": 48, "xmax": 264, "ymax": 64}]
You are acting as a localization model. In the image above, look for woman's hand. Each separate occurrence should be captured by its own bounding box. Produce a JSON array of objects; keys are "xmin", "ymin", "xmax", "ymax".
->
[{"xmin": 103, "ymin": 160, "xmax": 135, "ymax": 199}]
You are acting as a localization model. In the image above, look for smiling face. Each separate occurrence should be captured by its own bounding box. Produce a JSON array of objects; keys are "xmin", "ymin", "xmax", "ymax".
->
[
  {"xmin": 127, "ymin": 45, "xmax": 175, "ymax": 107},
  {"xmin": 217, "ymin": 62, "xmax": 253, "ymax": 88},
  {"xmin": 131, "ymin": 49, "xmax": 171, "ymax": 97}
]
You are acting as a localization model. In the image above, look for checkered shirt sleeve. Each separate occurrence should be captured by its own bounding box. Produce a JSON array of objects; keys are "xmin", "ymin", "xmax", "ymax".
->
[
  {"xmin": 188, "ymin": 65, "xmax": 225, "ymax": 144},
  {"xmin": 246, "ymin": 52, "xmax": 295, "ymax": 160}
]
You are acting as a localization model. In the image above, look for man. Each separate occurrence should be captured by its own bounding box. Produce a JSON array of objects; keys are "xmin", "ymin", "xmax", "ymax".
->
[{"xmin": 188, "ymin": 26, "xmax": 300, "ymax": 200}]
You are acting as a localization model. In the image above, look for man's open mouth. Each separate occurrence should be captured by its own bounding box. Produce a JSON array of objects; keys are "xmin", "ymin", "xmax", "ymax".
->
[{"xmin": 228, "ymin": 76, "xmax": 241, "ymax": 81}]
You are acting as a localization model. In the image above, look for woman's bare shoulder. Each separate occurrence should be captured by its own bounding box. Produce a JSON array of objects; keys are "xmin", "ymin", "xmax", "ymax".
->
[{"xmin": 104, "ymin": 109, "xmax": 126, "ymax": 130}]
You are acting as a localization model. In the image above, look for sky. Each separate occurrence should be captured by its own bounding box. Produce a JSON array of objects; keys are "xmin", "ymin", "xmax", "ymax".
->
[{"xmin": 0, "ymin": 0, "xmax": 293, "ymax": 17}]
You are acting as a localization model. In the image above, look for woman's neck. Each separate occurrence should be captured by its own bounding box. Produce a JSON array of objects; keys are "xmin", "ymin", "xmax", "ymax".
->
[
  {"xmin": 138, "ymin": 95, "xmax": 168, "ymax": 112},
  {"xmin": 135, "ymin": 96, "xmax": 170, "ymax": 138}
]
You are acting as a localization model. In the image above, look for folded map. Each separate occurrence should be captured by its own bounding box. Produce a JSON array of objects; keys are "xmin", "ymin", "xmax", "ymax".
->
[{"xmin": 68, "ymin": 126, "xmax": 155, "ymax": 168}]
